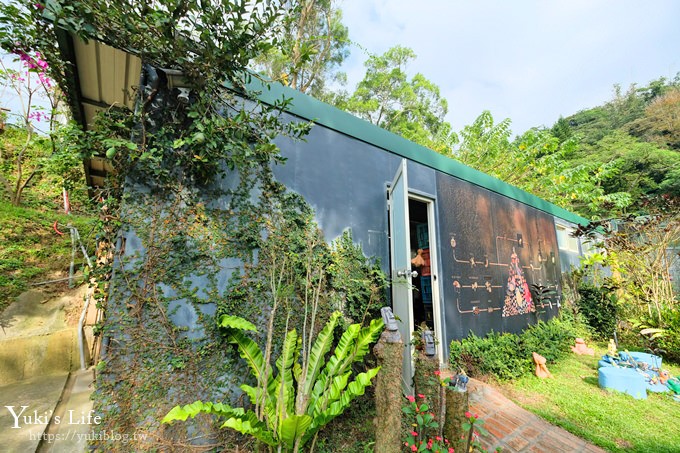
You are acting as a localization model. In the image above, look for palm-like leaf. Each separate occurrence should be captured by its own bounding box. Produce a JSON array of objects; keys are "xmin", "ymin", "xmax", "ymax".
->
[
  {"xmin": 227, "ymin": 330, "xmax": 266, "ymax": 384},
  {"xmin": 275, "ymin": 328, "xmax": 299, "ymax": 426},
  {"xmin": 162, "ymin": 401, "xmax": 239, "ymax": 424},
  {"xmin": 168, "ymin": 310, "xmax": 384, "ymax": 453},
  {"xmin": 279, "ymin": 414, "xmax": 313, "ymax": 450},
  {"xmin": 218, "ymin": 314, "xmax": 258, "ymax": 332},
  {"xmin": 304, "ymin": 366, "xmax": 380, "ymax": 444},
  {"xmin": 310, "ymin": 317, "xmax": 383, "ymax": 410},
  {"xmin": 300, "ymin": 311, "xmax": 341, "ymax": 399},
  {"xmin": 221, "ymin": 411, "xmax": 276, "ymax": 446}
]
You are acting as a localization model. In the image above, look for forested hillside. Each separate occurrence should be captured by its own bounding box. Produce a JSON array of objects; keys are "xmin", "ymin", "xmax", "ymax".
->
[
  {"xmin": 554, "ymin": 77, "xmax": 680, "ymax": 213},
  {"xmin": 454, "ymin": 76, "xmax": 680, "ymax": 220}
]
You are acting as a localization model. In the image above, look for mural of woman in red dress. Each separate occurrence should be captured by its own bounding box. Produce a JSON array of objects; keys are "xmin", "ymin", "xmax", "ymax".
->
[{"xmin": 502, "ymin": 248, "xmax": 535, "ymax": 317}]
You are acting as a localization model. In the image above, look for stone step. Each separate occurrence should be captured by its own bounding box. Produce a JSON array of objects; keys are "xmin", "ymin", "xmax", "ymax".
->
[
  {"xmin": 37, "ymin": 368, "xmax": 96, "ymax": 453},
  {"xmin": 0, "ymin": 329, "xmax": 80, "ymax": 386},
  {"xmin": 0, "ymin": 373, "xmax": 70, "ymax": 453}
]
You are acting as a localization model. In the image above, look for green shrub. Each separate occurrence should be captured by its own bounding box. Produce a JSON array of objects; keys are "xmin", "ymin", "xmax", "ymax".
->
[
  {"xmin": 450, "ymin": 331, "xmax": 529, "ymax": 380},
  {"xmin": 576, "ymin": 284, "xmax": 619, "ymax": 339},
  {"xmin": 657, "ymin": 309, "xmax": 680, "ymax": 364},
  {"xmin": 450, "ymin": 314, "xmax": 587, "ymax": 380},
  {"xmin": 520, "ymin": 318, "xmax": 576, "ymax": 363}
]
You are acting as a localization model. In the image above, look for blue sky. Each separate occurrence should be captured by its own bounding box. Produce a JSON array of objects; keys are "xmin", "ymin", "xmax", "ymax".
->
[
  {"xmin": 2, "ymin": 1, "xmax": 678, "ymax": 137},
  {"xmin": 339, "ymin": 0, "xmax": 680, "ymax": 136}
]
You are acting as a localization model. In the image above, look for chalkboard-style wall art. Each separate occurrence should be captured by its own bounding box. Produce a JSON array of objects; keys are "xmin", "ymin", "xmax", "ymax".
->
[{"xmin": 436, "ymin": 173, "xmax": 561, "ymax": 338}]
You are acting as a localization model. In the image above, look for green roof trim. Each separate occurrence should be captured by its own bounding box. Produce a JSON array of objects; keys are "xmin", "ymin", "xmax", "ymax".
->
[{"xmin": 248, "ymin": 78, "xmax": 589, "ymax": 226}]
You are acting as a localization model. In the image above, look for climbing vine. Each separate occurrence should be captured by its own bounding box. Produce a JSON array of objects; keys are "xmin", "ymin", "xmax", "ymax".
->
[{"xmin": 0, "ymin": 1, "xmax": 387, "ymax": 450}]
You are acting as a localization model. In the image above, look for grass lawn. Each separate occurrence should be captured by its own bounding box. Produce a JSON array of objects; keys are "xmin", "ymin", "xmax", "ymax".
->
[
  {"xmin": 498, "ymin": 343, "xmax": 680, "ymax": 452},
  {"xmin": 0, "ymin": 201, "xmax": 96, "ymax": 312}
]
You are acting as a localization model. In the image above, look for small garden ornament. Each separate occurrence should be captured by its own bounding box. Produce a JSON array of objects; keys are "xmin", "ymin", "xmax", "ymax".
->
[
  {"xmin": 422, "ymin": 329, "xmax": 436, "ymax": 356},
  {"xmin": 533, "ymin": 352, "xmax": 553, "ymax": 379},
  {"xmin": 380, "ymin": 306, "xmax": 399, "ymax": 332},
  {"xmin": 448, "ymin": 369, "xmax": 469, "ymax": 392},
  {"xmin": 571, "ymin": 338, "xmax": 595, "ymax": 356},
  {"xmin": 411, "ymin": 248, "xmax": 426, "ymax": 267}
]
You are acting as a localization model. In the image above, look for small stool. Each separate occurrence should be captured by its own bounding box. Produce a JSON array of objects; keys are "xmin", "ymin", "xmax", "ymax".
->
[{"xmin": 598, "ymin": 367, "xmax": 647, "ymax": 399}]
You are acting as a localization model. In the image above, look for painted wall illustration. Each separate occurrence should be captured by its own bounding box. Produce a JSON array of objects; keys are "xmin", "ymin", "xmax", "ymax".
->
[{"xmin": 436, "ymin": 173, "xmax": 562, "ymax": 340}]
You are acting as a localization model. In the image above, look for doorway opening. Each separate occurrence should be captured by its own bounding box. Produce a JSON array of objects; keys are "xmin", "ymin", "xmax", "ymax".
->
[{"xmin": 409, "ymin": 198, "xmax": 434, "ymax": 331}]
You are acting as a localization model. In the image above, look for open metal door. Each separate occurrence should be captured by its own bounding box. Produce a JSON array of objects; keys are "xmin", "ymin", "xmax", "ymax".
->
[{"xmin": 388, "ymin": 159, "xmax": 415, "ymax": 393}]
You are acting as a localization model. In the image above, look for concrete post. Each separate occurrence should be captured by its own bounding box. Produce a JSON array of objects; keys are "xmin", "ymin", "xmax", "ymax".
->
[{"xmin": 373, "ymin": 329, "xmax": 403, "ymax": 453}]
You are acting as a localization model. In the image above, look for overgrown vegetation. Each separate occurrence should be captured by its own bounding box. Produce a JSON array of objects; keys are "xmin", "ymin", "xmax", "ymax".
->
[
  {"xmin": 574, "ymin": 283, "xmax": 619, "ymax": 339},
  {"xmin": 2, "ymin": 1, "xmax": 677, "ymax": 452},
  {"xmin": 574, "ymin": 199, "xmax": 680, "ymax": 363},
  {"xmin": 1, "ymin": 2, "xmax": 393, "ymax": 450},
  {"xmin": 456, "ymin": 76, "xmax": 680, "ymax": 220},
  {"xmin": 163, "ymin": 312, "xmax": 383, "ymax": 452},
  {"xmin": 0, "ymin": 200, "xmax": 95, "ymax": 312}
]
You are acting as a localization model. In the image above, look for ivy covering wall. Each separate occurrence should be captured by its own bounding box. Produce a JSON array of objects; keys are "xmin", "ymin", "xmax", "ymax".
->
[{"xmin": 88, "ymin": 66, "xmax": 386, "ymax": 450}]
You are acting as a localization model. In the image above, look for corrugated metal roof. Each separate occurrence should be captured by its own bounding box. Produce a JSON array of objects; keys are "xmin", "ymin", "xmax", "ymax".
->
[{"xmin": 57, "ymin": 31, "xmax": 141, "ymax": 189}]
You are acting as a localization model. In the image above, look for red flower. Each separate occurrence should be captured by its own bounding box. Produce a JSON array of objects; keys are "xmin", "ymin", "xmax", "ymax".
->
[
  {"xmin": 434, "ymin": 370, "xmax": 441, "ymax": 376},
  {"xmin": 448, "ymin": 448, "xmax": 455, "ymax": 453},
  {"xmin": 411, "ymin": 445, "xmax": 417, "ymax": 452},
  {"xmin": 436, "ymin": 436, "xmax": 442, "ymax": 441},
  {"xmin": 418, "ymin": 393, "xmax": 425, "ymax": 399},
  {"xmin": 465, "ymin": 411, "xmax": 472, "ymax": 418},
  {"xmin": 411, "ymin": 431, "xmax": 418, "ymax": 437},
  {"xmin": 407, "ymin": 395, "xmax": 416, "ymax": 403}
]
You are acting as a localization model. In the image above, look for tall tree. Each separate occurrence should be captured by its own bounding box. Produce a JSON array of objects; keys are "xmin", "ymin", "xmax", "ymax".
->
[
  {"xmin": 456, "ymin": 110, "xmax": 512, "ymax": 170},
  {"xmin": 338, "ymin": 45, "xmax": 457, "ymax": 154},
  {"xmin": 0, "ymin": 52, "xmax": 64, "ymax": 206},
  {"xmin": 455, "ymin": 111, "xmax": 633, "ymax": 219},
  {"xmin": 254, "ymin": 0, "xmax": 349, "ymax": 99}
]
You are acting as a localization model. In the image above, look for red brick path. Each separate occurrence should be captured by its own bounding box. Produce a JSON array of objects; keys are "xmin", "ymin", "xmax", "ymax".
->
[{"xmin": 467, "ymin": 379, "xmax": 607, "ymax": 452}]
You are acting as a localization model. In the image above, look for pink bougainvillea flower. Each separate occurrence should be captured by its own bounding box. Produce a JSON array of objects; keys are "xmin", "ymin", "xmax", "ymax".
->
[
  {"xmin": 406, "ymin": 395, "xmax": 415, "ymax": 403},
  {"xmin": 38, "ymin": 72, "xmax": 52, "ymax": 88},
  {"xmin": 34, "ymin": 3, "xmax": 45, "ymax": 10},
  {"xmin": 28, "ymin": 111, "xmax": 48, "ymax": 122}
]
